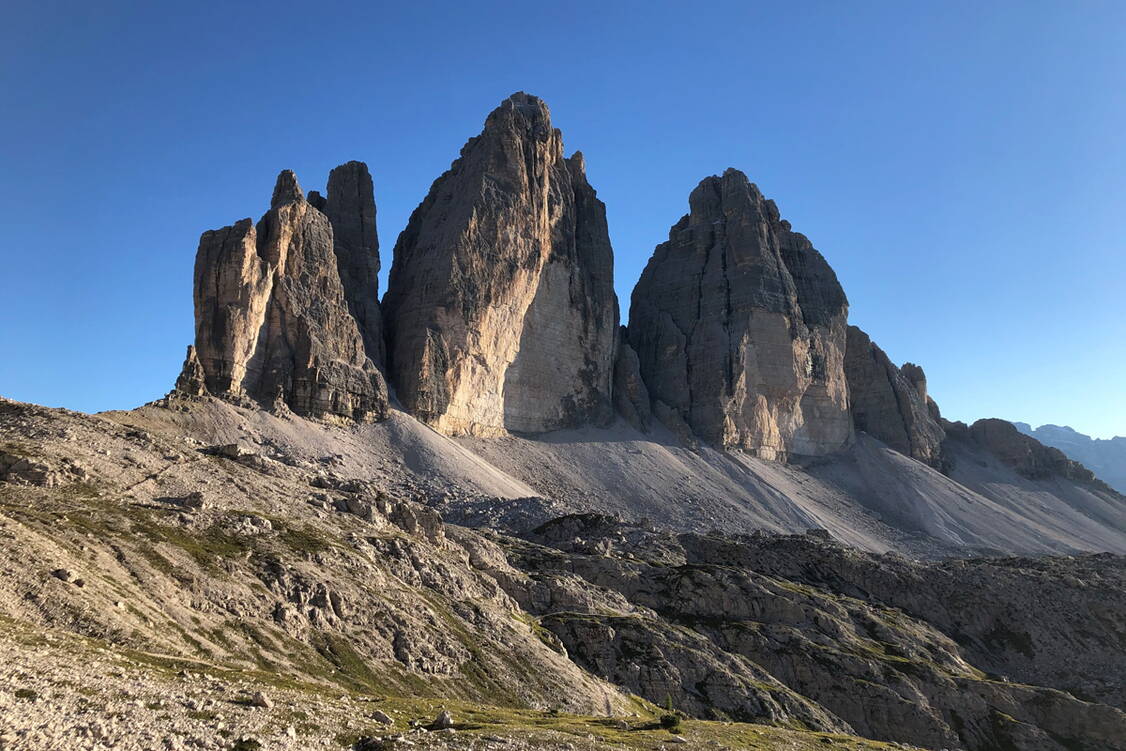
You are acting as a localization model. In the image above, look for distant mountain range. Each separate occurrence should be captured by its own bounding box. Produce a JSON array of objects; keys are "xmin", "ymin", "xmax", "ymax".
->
[{"xmin": 1013, "ymin": 422, "xmax": 1126, "ymax": 493}]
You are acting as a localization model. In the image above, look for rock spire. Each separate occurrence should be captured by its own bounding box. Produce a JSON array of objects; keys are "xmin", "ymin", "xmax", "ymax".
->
[
  {"xmin": 180, "ymin": 167, "xmax": 388, "ymax": 420},
  {"xmin": 627, "ymin": 169, "xmax": 852, "ymax": 459},
  {"xmin": 382, "ymin": 93, "xmax": 618, "ymax": 436}
]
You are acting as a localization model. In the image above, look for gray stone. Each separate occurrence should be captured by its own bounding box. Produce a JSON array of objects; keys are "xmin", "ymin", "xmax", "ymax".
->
[
  {"xmin": 628, "ymin": 169, "xmax": 852, "ymax": 459},
  {"xmin": 182, "ymin": 169, "xmax": 388, "ymax": 421},
  {"xmin": 383, "ymin": 93, "xmax": 618, "ymax": 436},
  {"xmin": 843, "ymin": 326, "xmax": 946, "ymax": 467}
]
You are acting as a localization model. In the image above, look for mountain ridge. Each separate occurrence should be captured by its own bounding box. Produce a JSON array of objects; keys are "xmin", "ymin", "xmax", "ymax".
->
[
  {"xmin": 1013, "ymin": 421, "xmax": 1126, "ymax": 494},
  {"xmin": 3, "ymin": 91, "xmax": 1125, "ymax": 751}
]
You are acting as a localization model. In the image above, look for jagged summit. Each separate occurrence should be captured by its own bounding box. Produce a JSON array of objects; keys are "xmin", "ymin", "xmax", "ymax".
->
[
  {"xmin": 843, "ymin": 325, "xmax": 946, "ymax": 467},
  {"xmin": 324, "ymin": 160, "xmax": 385, "ymax": 367},
  {"xmin": 382, "ymin": 92, "xmax": 618, "ymax": 436},
  {"xmin": 269, "ymin": 168, "xmax": 303, "ymax": 207},
  {"xmin": 628, "ymin": 168, "xmax": 852, "ymax": 459},
  {"xmin": 180, "ymin": 166, "xmax": 388, "ymax": 421}
]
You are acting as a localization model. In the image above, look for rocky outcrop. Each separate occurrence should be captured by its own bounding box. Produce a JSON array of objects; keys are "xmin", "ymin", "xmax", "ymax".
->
[
  {"xmin": 627, "ymin": 169, "xmax": 851, "ymax": 459},
  {"xmin": 1014, "ymin": 422, "xmax": 1126, "ymax": 494},
  {"xmin": 843, "ymin": 326, "xmax": 946, "ymax": 467},
  {"xmin": 952, "ymin": 418, "xmax": 1112, "ymax": 487},
  {"xmin": 182, "ymin": 169, "xmax": 388, "ymax": 421},
  {"xmin": 383, "ymin": 93, "xmax": 618, "ymax": 437},
  {"xmin": 322, "ymin": 161, "xmax": 386, "ymax": 367},
  {"xmin": 611, "ymin": 328, "xmax": 651, "ymax": 432},
  {"xmin": 493, "ymin": 515, "xmax": 1126, "ymax": 751}
]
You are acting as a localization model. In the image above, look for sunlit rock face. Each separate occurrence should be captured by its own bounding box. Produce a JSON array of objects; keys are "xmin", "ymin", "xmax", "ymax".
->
[
  {"xmin": 628, "ymin": 169, "xmax": 852, "ymax": 459},
  {"xmin": 183, "ymin": 169, "xmax": 388, "ymax": 421},
  {"xmin": 383, "ymin": 93, "xmax": 618, "ymax": 436}
]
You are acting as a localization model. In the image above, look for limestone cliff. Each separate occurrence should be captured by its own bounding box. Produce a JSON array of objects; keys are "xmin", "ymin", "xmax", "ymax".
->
[
  {"xmin": 627, "ymin": 169, "xmax": 852, "ymax": 459},
  {"xmin": 323, "ymin": 160, "xmax": 386, "ymax": 367},
  {"xmin": 843, "ymin": 326, "xmax": 946, "ymax": 467},
  {"xmin": 383, "ymin": 93, "xmax": 618, "ymax": 436},
  {"xmin": 949, "ymin": 417, "xmax": 1115, "ymax": 489},
  {"xmin": 181, "ymin": 169, "xmax": 388, "ymax": 421}
]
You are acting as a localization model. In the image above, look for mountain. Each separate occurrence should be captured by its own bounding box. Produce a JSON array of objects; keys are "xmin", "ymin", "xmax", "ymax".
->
[
  {"xmin": 2, "ymin": 92, "xmax": 1125, "ymax": 751},
  {"xmin": 628, "ymin": 168, "xmax": 851, "ymax": 459},
  {"xmin": 1014, "ymin": 422, "xmax": 1126, "ymax": 493},
  {"xmin": 382, "ymin": 93, "xmax": 618, "ymax": 437},
  {"xmin": 180, "ymin": 168, "xmax": 389, "ymax": 421}
]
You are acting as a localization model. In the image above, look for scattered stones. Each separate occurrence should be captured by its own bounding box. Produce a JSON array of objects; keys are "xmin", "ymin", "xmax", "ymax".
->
[{"xmin": 157, "ymin": 491, "xmax": 207, "ymax": 510}]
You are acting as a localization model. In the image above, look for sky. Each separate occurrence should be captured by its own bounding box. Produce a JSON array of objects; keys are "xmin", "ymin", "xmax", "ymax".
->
[{"xmin": 1, "ymin": 1, "xmax": 1124, "ymax": 438}]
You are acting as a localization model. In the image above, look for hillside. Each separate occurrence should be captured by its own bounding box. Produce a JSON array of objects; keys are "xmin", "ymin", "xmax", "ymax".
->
[
  {"xmin": 1014, "ymin": 422, "xmax": 1126, "ymax": 494},
  {"xmin": 2, "ymin": 395, "xmax": 1125, "ymax": 751}
]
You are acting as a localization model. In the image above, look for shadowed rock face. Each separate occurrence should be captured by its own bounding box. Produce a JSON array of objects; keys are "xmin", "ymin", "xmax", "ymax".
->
[
  {"xmin": 843, "ymin": 326, "xmax": 946, "ymax": 467},
  {"xmin": 182, "ymin": 169, "xmax": 388, "ymax": 421},
  {"xmin": 627, "ymin": 169, "xmax": 852, "ymax": 459},
  {"xmin": 322, "ymin": 160, "xmax": 385, "ymax": 368},
  {"xmin": 383, "ymin": 93, "xmax": 618, "ymax": 436},
  {"xmin": 611, "ymin": 327, "xmax": 652, "ymax": 433},
  {"xmin": 954, "ymin": 418, "xmax": 1110, "ymax": 486}
]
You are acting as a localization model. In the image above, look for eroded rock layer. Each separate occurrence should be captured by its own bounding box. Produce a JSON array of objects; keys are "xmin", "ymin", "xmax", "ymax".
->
[
  {"xmin": 383, "ymin": 93, "xmax": 618, "ymax": 436},
  {"xmin": 843, "ymin": 326, "xmax": 946, "ymax": 467},
  {"xmin": 950, "ymin": 417, "xmax": 1114, "ymax": 488},
  {"xmin": 627, "ymin": 169, "xmax": 852, "ymax": 459},
  {"xmin": 183, "ymin": 169, "xmax": 388, "ymax": 420}
]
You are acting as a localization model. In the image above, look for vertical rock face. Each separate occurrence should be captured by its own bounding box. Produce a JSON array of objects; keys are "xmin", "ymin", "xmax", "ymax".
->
[
  {"xmin": 612, "ymin": 327, "xmax": 652, "ymax": 433},
  {"xmin": 323, "ymin": 161, "xmax": 385, "ymax": 367},
  {"xmin": 627, "ymin": 169, "xmax": 852, "ymax": 459},
  {"xmin": 383, "ymin": 93, "xmax": 618, "ymax": 436},
  {"xmin": 842, "ymin": 326, "xmax": 945, "ymax": 466},
  {"xmin": 954, "ymin": 418, "xmax": 1107, "ymax": 485},
  {"xmin": 183, "ymin": 169, "xmax": 388, "ymax": 421}
]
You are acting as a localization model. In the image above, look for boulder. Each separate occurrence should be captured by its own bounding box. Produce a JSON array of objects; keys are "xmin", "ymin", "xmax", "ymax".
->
[
  {"xmin": 0, "ymin": 452, "xmax": 59, "ymax": 487},
  {"xmin": 627, "ymin": 169, "xmax": 852, "ymax": 459},
  {"xmin": 383, "ymin": 93, "xmax": 618, "ymax": 436}
]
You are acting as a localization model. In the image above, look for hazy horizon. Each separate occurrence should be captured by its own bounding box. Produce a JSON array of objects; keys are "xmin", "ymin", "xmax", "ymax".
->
[{"xmin": 2, "ymin": 2, "xmax": 1124, "ymax": 439}]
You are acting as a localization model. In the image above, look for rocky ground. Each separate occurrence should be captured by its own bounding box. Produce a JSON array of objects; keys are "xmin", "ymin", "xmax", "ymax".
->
[
  {"xmin": 2, "ymin": 617, "xmax": 911, "ymax": 751},
  {"xmin": 1, "ymin": 394, "xmax": 1124, "ymax": 751}
]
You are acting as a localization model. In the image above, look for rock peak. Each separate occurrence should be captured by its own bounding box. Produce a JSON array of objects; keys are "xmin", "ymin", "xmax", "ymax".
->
[
  {"xmin": 568, "ymin": 150, "xmax": 586, "ymax": 174},
  {"xmin": 324, "ymin": 159, "xmax": 385, "ymax": 367},
  {"xmin": 384, "ymin": 94, "xmax": 617, "ymax": 436},
  {"xmin": 270, "ymin": 170, "xmax": 304, "ymax": 208},
  {"xmin": 843, "ymin": 326, "xmax": 945, "ymax": 467},
  {"xmin": 629, "ymin": 173, "xmax": 851, "ymax": 458},
  {"xmin": 484, "ymin": 92, "xmax": 554, "ymax": 136},
  {"xmin": 180, "ymin": 169, "xmax": 387, "ymax": 420}
]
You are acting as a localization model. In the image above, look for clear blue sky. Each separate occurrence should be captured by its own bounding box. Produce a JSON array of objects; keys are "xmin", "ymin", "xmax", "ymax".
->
[{"xmin": 2, "ymin": 1, "xmax": 1124, "ymax": 438}]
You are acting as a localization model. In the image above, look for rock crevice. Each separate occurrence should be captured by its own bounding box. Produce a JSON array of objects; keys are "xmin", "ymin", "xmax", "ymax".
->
[
  {"xmin": 627, "ymin": 169, "xmax": 852, "ymax": 459},
  {"xmin": 383, "ymin": 93, "xmax": 618, "ymax": 436},
  {"xmin": 180, "ymin": 168, "xmax": 388, "ymax": 421}
]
